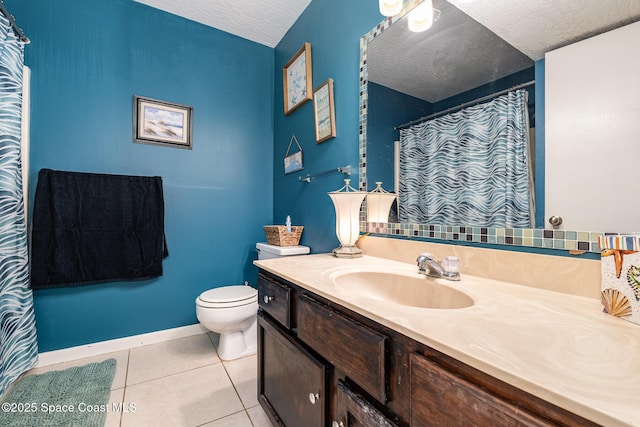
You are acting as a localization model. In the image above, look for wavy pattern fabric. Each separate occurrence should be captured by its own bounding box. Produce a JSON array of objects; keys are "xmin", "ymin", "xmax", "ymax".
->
[
  {"xmin": 0, "ymin": 13, "xmax": 38, "ymax": 396},
  {"xmin": 399, "ymin": 89, "xmax": 533, "ymax": 228}
]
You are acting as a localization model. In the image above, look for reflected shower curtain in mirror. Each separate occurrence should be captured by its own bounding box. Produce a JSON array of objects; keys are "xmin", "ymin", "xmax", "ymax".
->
[
  {"xmin": 0, "ymin": 13, "xmax": 37, "ymax": 396},
  {"xmin": 399, "ymin": 89, "xmax": 533, "ymax": 228}
]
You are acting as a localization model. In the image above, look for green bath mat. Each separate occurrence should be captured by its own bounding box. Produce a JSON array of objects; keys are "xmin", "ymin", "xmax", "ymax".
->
[{"xmin": 0, "ymin": 358, "xmax": 116, "ymax": 427}]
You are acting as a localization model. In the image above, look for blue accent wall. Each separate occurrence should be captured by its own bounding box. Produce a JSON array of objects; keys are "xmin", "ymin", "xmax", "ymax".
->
[
  {"xmin": 273, "ymin": 0, "xmax": 382, "ymax": 253},
  {"xmin": 8, "ymin": 0, "xmax": 274, "ymax": 351}
]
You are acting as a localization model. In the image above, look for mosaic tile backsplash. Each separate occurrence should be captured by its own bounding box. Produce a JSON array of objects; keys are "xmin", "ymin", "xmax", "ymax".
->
[{"xmin": 363, "ymin": 222, "xmax": 603, "ymax": 253}]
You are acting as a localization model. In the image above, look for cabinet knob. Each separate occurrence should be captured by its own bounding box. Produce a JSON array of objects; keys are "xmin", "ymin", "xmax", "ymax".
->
[
  {"xmin": 263, "ymin": 295, "xmax": 274, "ymax": 304},
  {"xmin": 308, "ymin": 392, "xmax": 320, "ymax": 405},
  {"xmin": 332, "ymin": 422, "xmax": 345, "ymax": 427}
]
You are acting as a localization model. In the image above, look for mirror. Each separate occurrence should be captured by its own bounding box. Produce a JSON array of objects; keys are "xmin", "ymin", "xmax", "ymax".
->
[{"xmin": 360, "ymin": 0, "xmax": 640, "ymax": 252}]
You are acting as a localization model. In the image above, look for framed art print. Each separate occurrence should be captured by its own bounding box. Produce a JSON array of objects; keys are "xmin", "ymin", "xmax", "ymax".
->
[
  {"xmin": 133, "ymin": 96, "xmax": 193, "ymax": 149},
  {"xmin": 283, "ymin": 42, "xmax": 312, "ymax": 115},
  {"xmin": 313, "ymin": 78, "xmax": 337, "ymax": 143}
]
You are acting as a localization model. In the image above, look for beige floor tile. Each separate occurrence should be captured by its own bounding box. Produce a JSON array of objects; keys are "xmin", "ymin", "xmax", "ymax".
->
[
  {"xmin": 207, "ymin": 332, "xmax": 220, "ymax": 349},
  {"xmin": 247, "ymin": 404, "xmax": 274, "ymax": 427},
  {"xmin": 223, "ymin": 354, "xmax": 258, "ymax": 408},
  {"xmin": 201, "ymin": 410, "xmax": 253, "ymax": 427},
  {"xmin": 105, "ymin": 387, "xmax": 124, "ymax": 427},
  {"xmin": 127, "ymin": 333, "xmax": 219, "ymax": 385},
  {"xmin": 121, "ymin": 363, "xmax": 243, "ymax": 427},
  {"xmin": 28, "ymin": 349, "xmax": 129, "ymax": 390}
]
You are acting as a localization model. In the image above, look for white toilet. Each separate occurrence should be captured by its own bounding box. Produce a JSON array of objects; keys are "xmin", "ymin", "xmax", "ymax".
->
[{"xmin": 195, "ymin": 242, "xmax": 309, "ymax": 360}]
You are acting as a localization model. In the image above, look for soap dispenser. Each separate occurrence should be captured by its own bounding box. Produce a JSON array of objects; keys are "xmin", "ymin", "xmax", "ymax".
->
[{"xmin": 285, "ymin": 215, "xmax": 292, "ymax": 233}]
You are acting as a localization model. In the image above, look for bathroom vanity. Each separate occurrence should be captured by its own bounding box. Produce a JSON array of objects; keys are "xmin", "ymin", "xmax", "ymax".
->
[{"xmin": 255, "ymin": 254, "xmax": 640, "ymax": 427}]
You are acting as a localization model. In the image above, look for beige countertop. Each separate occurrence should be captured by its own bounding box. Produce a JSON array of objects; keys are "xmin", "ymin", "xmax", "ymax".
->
[{"xmin": 255, "ymin": 254, "xmax": 640, "ymax": 427}]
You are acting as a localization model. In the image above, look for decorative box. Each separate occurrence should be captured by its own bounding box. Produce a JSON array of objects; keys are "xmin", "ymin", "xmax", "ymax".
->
[{"xmin": 598, "ymin": 235, "xmax": 640, "ymax": 325}]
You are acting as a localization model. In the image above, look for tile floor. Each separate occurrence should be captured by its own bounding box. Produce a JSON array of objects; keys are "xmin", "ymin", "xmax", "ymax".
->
[{"xmin": 27, "ymin": 333, "xmax": 273, "ymax": 427}]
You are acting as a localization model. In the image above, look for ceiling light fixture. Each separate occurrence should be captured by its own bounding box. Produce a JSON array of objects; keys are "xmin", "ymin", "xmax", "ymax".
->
[
  {"xmin": 408, "ymin": 0, "xmax": 435, "ymax": 32},
  {"xmin": 379, "ymin": 0, "xmax": 403, "ymax": 17}
]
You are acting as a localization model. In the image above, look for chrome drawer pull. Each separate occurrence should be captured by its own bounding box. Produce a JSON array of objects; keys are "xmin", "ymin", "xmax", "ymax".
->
[{"xmin": 263, "ymin": 295, "xmax": 274, "ymax": 304}]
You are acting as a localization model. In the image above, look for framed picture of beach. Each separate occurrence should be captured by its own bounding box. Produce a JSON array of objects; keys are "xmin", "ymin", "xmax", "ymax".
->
[
  {"xmin": 283, "ymin": 42, "xmax": 312, "ymax": 115},
  {"xmin": 313, "ymin": 78, "xmax": 336, "ymax": 143},
  {"xmin": 133, "ymin": 96, "xmax": 193, "ymax": 149}
]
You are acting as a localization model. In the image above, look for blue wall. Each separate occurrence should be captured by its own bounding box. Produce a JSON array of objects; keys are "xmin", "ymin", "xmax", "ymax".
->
[
  {"xmin": 273, "ymin": 0, "xmax": 382, "ymax": 253},
  {"xmin": 8, "ymin": 0, "xmax": 274, "ymax": 351}
]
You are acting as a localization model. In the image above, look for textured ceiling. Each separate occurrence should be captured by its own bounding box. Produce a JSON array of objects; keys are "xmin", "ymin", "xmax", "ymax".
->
[
  {"xmin": 133, "ymin": 0, "xmax": 312, "ymax": 48},
  {"xmin": 368, "ymin": 1, "xmax": 534, "ymax": 103},
  {"xmin": 370, "ymin": 0, "xmax": 640, "ymax": 102},
  {"xmin": 449, "ymin": 0, "xmax": 640, "ymax": 61}
]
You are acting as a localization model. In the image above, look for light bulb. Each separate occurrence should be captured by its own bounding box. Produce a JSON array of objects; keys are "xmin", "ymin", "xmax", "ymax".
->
[
  {"xmin": 408, "ymin": 0, "xmax": 434, "ymax": 32},
  {"xmin": 379, "ymin": 0, "xmax": 403, "ymax": 17}
]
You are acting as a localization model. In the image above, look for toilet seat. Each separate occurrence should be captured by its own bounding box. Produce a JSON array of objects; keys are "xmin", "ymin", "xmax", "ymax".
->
[{"xmin": 196, "ymin": 285, "xmax": 258, "ymax": 309}]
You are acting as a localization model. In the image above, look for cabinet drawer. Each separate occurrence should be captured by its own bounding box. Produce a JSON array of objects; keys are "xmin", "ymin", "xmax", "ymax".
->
[
  {"xmin": 258, "ymin": 273, "xmax": 292, "ymax": 329},
  {"xmin": 410, "ymin": 353, "xmax": 555, "ymax": 427},
  {"xmin": 335, "ymin": 380, "xmax": 398, "ymax": 427},
  {"xmin": 297, "ymin": 294, "xmax": 388, "ymax": 403}
]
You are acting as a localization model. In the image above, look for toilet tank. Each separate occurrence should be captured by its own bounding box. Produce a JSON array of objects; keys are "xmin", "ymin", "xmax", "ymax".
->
[{"xmin": 256, "ymin": 242, "xmax": 310, "ymax": 260}]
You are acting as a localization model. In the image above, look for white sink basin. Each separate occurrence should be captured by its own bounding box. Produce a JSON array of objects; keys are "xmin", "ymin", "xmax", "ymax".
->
[{"xmin": 333, "ymin": 271, "xmax": 474, "ymax": 309}]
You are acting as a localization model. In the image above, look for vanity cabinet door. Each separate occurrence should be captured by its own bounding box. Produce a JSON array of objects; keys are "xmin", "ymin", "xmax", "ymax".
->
[
  {"xmin": 410, "ymin": 353, "xmax": 555, "ymax": 427},
  {"xmin": 258, "ymin": 312, "xmax": 327, "ymax": 427},
  {"xmin": 333, "ymin": 380, "xmax": 398, "ymax": 427}
]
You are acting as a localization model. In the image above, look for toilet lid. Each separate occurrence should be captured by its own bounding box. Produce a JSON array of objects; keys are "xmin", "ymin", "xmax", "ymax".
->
[{"xmin": 199, "ymin": 285, "xmax": 257, "ymax": 304}]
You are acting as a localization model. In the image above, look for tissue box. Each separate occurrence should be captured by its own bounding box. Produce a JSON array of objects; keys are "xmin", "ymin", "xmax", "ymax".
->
[{"xmin": 598, "ymin": 235, "xmax": 640, "ymax": 325}]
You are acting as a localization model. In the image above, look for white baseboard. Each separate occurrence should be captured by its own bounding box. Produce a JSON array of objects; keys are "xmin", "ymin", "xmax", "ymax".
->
[{"xmin": 36, "ymin": 323, "xmax": 209, "ymax": 368}]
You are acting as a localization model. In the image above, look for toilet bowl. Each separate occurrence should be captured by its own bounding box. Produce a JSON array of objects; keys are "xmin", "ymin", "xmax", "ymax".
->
[
  {"xmin": 196, "ymin": 285, "xmax": 258, "ymax": 360},
  {"xmin": 196, "ymin": 243, "xmax": 309, "ymax": 360}
]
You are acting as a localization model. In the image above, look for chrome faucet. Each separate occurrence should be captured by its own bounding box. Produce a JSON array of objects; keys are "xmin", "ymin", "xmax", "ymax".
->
[{"xmin": 416, "ymin": 253, "xmax": 461, "ymax": 281}]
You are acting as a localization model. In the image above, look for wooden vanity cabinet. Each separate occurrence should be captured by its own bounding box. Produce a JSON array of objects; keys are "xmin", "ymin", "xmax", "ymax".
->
[{"xmin": 256, "ymin": 270, "xmax": 599, "ymax": 427}]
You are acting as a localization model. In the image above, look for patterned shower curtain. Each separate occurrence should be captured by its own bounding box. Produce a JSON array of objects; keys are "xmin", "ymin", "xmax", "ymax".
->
[
  {"xmin": 399, "ymin": 89, "xmax": 533, "ymax": 228},
  {"xmin": 0, "ymin": 12, "xmax": 38, "ymax": 396}
]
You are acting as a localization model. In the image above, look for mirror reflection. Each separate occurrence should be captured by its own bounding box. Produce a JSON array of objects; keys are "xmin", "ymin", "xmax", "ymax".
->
[{"xmin": 362, "ymin": 0, "xmax": 640, "ymax": 233}]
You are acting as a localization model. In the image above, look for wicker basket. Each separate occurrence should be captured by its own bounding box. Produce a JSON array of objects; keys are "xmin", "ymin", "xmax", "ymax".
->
[{"xmin": 264, "ymin": 225, "xmax": 304, "ymax": 246}]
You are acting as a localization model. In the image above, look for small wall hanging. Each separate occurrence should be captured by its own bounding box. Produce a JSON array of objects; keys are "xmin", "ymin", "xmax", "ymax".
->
[
  {"xmin": 133, "ymin": 96, "xmax": 193, "ymax": 149},
  {"xmin": 283, "ymin": 42, "xmax": 312, "ymax": 115},
  {"xmin": 284, "ymin": 134, "xmax": 304, "ymax": 174},
  {"xmin": 313, "ymin": 78, "xmax": 337, "ymax": 143}
]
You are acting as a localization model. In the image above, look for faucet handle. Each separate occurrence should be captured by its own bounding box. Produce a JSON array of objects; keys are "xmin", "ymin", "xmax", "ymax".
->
[
  {"xmin": 419, "ymin": 252, "xmax": 435, "ymax": 260},
  {"xmin": 442, "ymin": 256, "xmax": 459, "ymax": 273}
]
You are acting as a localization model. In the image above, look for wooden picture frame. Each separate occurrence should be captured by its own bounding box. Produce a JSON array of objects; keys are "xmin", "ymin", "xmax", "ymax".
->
[
  {"xmin": 133, "ymin": 96, "xmax": 193, "ymax": 149},
  {"xmin": 283, "ymin": 42, "xmax": 312, "ymax": 115},
  {"xmin": 313, "ymin": 78, "xmax": 336, "ymax": 143}
]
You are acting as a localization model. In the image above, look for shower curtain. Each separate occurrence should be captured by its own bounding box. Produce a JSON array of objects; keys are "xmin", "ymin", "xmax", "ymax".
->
[
  {"xmin": 0, "ymin": 12, "xmax": 38, "ymax": 396},
  {"xmin": 399, "ymin": 89, "xmax": 533, "ymax": 228}
]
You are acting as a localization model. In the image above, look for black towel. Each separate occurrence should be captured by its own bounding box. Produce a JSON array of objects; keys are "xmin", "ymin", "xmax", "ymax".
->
[{"xmin": 30, "ymin": 169, "xmax": 169, "ymax": 289}]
